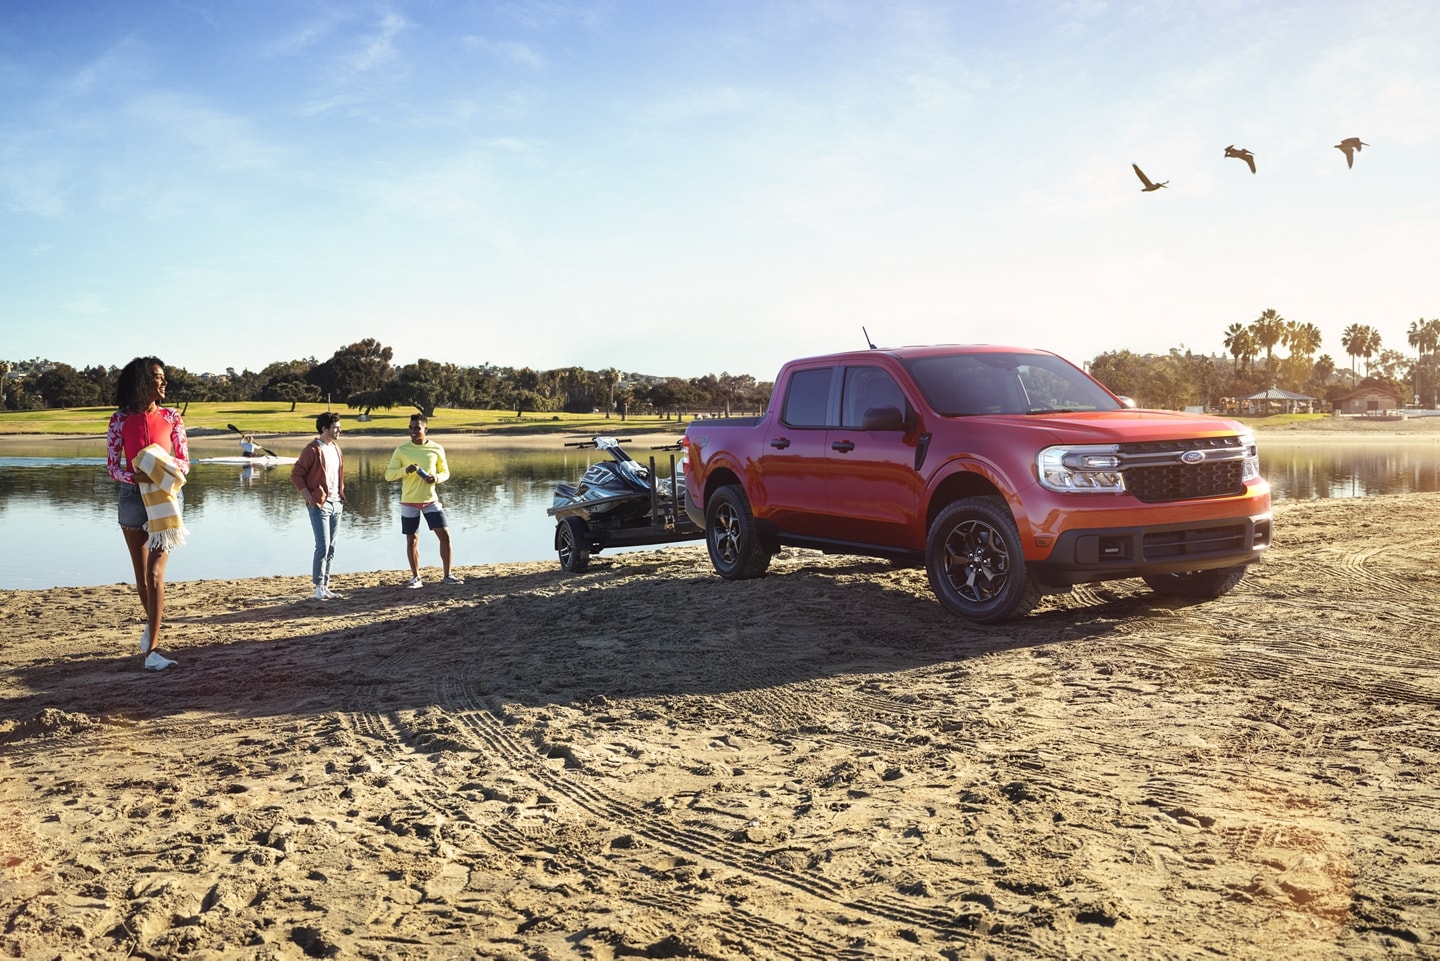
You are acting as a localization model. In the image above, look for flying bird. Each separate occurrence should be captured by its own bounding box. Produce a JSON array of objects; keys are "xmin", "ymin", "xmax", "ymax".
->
[
  {"xmin": 1224, "ymin": 144, "xmax": 1256, "ymax": 174},
  {"xmin": 1132, "ymin": 163, "xmax": 1168, "ymax": 192},
  {"xmin": 1335, "ymin": 137, "xmax": 1369, "ymax": 168}
]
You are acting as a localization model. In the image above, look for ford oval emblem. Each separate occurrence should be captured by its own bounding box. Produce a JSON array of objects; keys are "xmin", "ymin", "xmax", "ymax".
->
[{"xmin": 1180, "ymin": 450, "xmax": 1206, "ymax": 465}]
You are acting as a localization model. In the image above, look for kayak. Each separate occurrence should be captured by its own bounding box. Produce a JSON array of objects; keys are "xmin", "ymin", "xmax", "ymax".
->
[{"xmin": 195, "ymin": 455, "xmax": 298, "ymax": 466}]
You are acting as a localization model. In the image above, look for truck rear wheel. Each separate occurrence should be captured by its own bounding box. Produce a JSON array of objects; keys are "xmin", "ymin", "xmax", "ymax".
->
[
  {"xmin": 926, "ymin": 497, "xmax": 1042, "ymax": 623},
  {"xmin": 705, "ymin": 485, "xmax": 771, "ymax": 580},
  {"xmin": 1142, "ymin": 565, "xmax": 1245, "ymax": 598},
  {"xmin": 556, "ymin": 517, "xmax": 591, "ymax": 573}
]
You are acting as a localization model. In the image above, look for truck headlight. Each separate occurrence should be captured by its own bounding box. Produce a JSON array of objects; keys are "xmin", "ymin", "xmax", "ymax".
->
[
  {"xmin": 1239, "ymin": 432, "xmax": 1260, "ymax": 482},
  {"xmin": 1037, "ymin": 444, "xmax": 1126, "ymax": 493}
]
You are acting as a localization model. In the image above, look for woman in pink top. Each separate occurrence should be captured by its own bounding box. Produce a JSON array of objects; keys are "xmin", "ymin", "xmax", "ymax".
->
[{"xmin": 106, "ymin": 356, "xmax": 189, "ymax": 671}]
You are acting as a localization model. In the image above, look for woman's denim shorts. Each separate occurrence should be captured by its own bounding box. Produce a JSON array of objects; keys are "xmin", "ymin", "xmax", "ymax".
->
[{"xmin": 119, "ymin": 483, "xmax": 183, "ymax": 530}]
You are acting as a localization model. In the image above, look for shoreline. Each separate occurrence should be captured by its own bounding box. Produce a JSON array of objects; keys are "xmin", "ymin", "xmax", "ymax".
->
[
  {"xmin": 0, "ymin": 428, "xmax": 682, "ymax": 453},
  {"xmin": 5, "ymin": 414, "xmax": 1440, "ymax": 453}
]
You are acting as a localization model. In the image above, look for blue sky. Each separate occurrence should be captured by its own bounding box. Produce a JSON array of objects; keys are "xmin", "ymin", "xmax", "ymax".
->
[{"xmin": 3, "ymin": 1, "xmax": 1437, "ymax": 381}]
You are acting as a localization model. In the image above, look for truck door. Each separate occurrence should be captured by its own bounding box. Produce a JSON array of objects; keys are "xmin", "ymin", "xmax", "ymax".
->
[
  {"xmin": 757, "ymin": 365, "xmax": 836, "ymax": 537},
  {"xmin": 827, "ymin": 365, "xmax": 924, "ymax": 549}
]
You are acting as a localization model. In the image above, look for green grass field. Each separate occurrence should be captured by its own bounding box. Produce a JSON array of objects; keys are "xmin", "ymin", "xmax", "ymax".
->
[
  {"xmin": 0, "ymin": 402, "xmax": 1332, "ymax": 437},
  {"xmin": 0, "ymin": 402, "xmax": 689, "ymax": 437}
]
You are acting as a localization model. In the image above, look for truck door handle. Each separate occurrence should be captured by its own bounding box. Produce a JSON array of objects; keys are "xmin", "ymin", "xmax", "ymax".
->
[
  {"xmin": 770, "ymin": 437, "xmax": 791, "ymax": 449},
  {"xmin": 831, "ymin": 440, "xmax": 855, "ymax": 453}
]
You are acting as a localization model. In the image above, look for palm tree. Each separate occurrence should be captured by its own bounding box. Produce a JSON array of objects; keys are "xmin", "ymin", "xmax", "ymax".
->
[
  {"xmin": 1249, "ymin": 308, "xmax": 1287, "ymax": 375},
  {"xmin": 1341, "ymin": 323, "xmax": 1367, "ymax": 384},
  {"xmin": 1286, "ymin": 321, "xmax": 1322, "ymax": 359},
  {"xmin": 1361, "ymin": 326, "xmax": 1382, "ymax": 376},
  {"xmin": 1223, "ymin": 322, "xmax": 1254, "ymax": 374},
  {"xmin": 1407, "ymin": 317, "xmax": 1440, "ymax": 358},
  {"xmin": 1407, "ymin": 318, "xmax": 1440, "ymax": 407}
]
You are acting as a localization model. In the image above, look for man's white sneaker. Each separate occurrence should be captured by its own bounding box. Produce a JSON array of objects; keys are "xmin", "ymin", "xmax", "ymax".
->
[
  {"xmin": 322, "ymin": 587, "xmax": 345, "ymax": 600},
  {"xmin": 442, "ymin": 574, "xmax": 464, "ymax": 585},
  {"xmin": 314, "ymin": 585, "xmax": 328, "ymax": 600},
  {"xmin": 140, "ymin": 626, "xmax": 151, "ymax": 654},
  {"xmin": 143, "ymin": 651, "xmax": 176, "ymax": 671},
  {"xmin": 404, "ymin": 576, "xmax": 423, "ymax": 589}
]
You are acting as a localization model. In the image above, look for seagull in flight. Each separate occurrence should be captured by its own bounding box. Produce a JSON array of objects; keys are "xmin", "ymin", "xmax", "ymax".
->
[
  {"xmin": 1132, "ymin": 163, "xmax": 1168, "ymax": 192},
  {"xmin": 1224, "ymin": 145, "xmax": 1256, "ymax": 174},
  {"xmin": 1335, "ymin": 137, "xmax": 1369, "ymax": 168}
]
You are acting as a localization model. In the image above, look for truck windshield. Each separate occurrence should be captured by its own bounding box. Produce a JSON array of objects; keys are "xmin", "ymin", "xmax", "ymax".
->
[{"xmin": 902, "ymin": 352, "xmax": 1121, "ymax": 417}]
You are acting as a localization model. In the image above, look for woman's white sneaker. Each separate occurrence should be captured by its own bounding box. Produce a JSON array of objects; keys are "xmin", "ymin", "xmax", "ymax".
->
[{"xmin": 143, "ymin": 651, "xmax": 176, "ymax": 671}]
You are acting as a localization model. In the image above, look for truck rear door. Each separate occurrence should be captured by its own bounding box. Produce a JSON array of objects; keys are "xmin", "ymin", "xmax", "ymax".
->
[{"xmin": 756, "ymin": 365, "xmax": 836, "ymax": 537}]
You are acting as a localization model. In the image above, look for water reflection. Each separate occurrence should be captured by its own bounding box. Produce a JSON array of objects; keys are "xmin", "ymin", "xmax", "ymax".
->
[
  {"xmin": 1, "ymin": 438, "xmax": 1436, "ymax": 589},
  {"xmin": 1257, "ymin": 441, "xmax": 1440, "ymax": 500}
]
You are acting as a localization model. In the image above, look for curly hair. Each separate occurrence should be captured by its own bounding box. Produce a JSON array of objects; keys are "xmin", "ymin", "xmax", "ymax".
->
[
  {"xmin": 114, "ymin": 356, "xmax": 165, "ymax": 412},
  {"xmin": 316, "ymin": 411, "xmax": 341, "ymax": 433}
]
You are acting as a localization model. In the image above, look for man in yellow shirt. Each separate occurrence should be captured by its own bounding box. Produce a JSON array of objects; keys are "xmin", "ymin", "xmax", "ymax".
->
[{"xmin": 383, "ymin": 414, "xmax": 462, "ymax": 588}]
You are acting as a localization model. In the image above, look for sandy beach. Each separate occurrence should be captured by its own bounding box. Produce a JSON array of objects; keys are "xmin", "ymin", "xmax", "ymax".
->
[{"xmin": 2, "ymin": 422, "xmax": 1438, "ymax": 958}]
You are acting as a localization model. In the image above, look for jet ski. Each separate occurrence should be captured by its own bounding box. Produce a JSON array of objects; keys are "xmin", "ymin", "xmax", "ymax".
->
[{"xmin": 547, "ymin": 436, "xmax": 701, "ymax": 572}]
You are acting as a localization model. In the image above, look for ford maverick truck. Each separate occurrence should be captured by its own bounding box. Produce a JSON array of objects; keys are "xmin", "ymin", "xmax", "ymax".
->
[{"xmin": 682, "ymin": 345, "xmax": 1272, "ymax": 623}]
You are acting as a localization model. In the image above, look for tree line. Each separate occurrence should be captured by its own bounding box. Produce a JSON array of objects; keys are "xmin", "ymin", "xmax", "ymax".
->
[
  {"xmin": 1093, "ymin": 311, "xmax": 1440, "ymax": 411},
  {"xmin": 0, "ymin": 338, "xmax": 773, "ymax": 419},
  {"xmin": 5, "ymin": 314, "xmax": 1439, "ymax": 416}
]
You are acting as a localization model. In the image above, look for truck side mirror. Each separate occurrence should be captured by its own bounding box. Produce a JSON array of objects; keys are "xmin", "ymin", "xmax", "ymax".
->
[
  {"xmin": 1116, "ymin": 395, "xmax": 1138, "ymax": 409},
  {"xmin": 861, "ymin": 406, "xmax": 907, "ymax": 431}
]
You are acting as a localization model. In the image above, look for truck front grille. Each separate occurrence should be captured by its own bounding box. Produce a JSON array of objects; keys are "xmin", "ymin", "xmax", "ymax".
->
[
  {"xmin": 1118, "ymin": 437, "xmax": 1249, "ymax": 503},
  {"xmin": 1143, "ymin": 524, "xmax": 1249, "ymax": 559},
  {"xmin": 1125, "ymin": 461, "xmax": 1246, "ymax": 502}
]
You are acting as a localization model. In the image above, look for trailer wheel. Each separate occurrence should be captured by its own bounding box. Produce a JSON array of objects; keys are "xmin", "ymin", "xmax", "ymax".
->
[
  {"xmin": 556, "ymin": 517, "xmax": 591, "ymax": 573},
  {"xmin": 705, "ymin": 485, "xmax": 770, "ymax": 580}
]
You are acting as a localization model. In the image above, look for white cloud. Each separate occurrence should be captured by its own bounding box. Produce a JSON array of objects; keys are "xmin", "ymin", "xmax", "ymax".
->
[{"xmin": 462, "ymin": 36, "xmax": 545, "ymax": 69}]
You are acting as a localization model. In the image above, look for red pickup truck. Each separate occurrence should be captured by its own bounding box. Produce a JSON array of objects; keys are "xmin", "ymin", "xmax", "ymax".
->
[{"xmin": 682, "ymin": 345, "xmax": 1272, "ymax": 622}]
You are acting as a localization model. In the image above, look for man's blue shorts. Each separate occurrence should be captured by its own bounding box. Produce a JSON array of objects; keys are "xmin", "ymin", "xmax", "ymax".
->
[{"xmin": 400, "ymin": 502, "xmax": 448, "ymax": 535}]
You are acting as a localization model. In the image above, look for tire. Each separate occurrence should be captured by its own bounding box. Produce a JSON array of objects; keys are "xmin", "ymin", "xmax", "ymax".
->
[
  {"xmin": 556, "ymin": 517, "xmax": 591, "ymax": 573},
  {"xmin": 1142, "ymin": 565, "xmax": 1245, "ymax": 599},
  {"xmin": 925, "ymin": 497, "xmax": 1042, "ymax": 623},
  {"xmin": 705, "ymin": 485, "xmax": 771, "ymax": 580}
]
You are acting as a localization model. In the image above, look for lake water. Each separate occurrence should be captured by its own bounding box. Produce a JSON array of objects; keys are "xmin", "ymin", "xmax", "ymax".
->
[
  {"xmin": 0, "ymin": 438, "xmax": 697, "ymax": 590},
  {"xmin": 2, "ymin": 435, "xmax": 1437, "ymax": 589}
]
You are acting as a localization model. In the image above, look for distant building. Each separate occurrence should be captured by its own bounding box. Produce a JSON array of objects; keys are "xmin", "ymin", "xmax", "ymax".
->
[
  {"xmin": 1336, "ymin": 384, "xmax": 1405, "ymax": 415},
  {"xmin": 1239, "ymin": 387, "xmax": 1317, "ymax": 415}
]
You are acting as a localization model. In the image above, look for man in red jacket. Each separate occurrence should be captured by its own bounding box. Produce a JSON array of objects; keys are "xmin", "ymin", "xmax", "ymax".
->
[{"xmin": 290, "ymin": 412, "xmax": 347, "ymax": 600}]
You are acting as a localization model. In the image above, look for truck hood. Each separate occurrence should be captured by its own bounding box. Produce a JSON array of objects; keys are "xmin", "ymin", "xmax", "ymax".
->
[{"xmin": 952, "ymin": 409, "xmax": 1250, "ymax": 445}]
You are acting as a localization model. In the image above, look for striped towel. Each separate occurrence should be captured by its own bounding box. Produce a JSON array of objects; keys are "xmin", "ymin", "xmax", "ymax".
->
[{"xmin": 132, "ymin": 443, "xmax": 189, "ymax": 551}]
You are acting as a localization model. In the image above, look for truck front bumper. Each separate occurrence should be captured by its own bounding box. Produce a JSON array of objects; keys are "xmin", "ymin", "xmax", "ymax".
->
[{"xmin": 1030, "ymin": 511, "xmax": 1273, "ymax": 587}]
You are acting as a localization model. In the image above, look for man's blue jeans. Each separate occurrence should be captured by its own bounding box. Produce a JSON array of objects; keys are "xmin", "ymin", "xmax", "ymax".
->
[{"xmin": 307, "ymin": 501, "xmax": 342, "ymax": 587}]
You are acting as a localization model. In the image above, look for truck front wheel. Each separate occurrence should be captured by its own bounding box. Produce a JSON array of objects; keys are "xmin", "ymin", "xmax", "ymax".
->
[
  {"xmin": 1142, "ymin": 565, "xmax": 1245, "ymax": 598},
  {"xmin": 705, "ymin": 485, "xmax": 771, "ymax": 580},
  {"xmin": 926, "ymin": 497, "xmax": 1042, "ymax": 623}
]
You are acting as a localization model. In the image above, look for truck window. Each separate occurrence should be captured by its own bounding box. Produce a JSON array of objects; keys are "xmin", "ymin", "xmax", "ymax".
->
[
  {"xmin": 841, "ymin": 366, "xmax": 907, "ymax": 428},
  {"xmin": 780, "ymin": 367, "xmax": 833, "ymax": 427},
  {"xmin": 905, "ymin": 352, "xmax": 1118, "ymax": 416}
]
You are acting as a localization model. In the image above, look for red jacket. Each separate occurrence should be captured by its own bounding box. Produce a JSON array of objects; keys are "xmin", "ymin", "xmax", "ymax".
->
[{"xmin": 290, "ymin": 438, "xmax": 346, "ymax": 508}]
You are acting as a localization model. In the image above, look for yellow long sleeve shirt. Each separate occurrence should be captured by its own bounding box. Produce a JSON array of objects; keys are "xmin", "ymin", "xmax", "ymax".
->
[{"xmin": 383, "ymin": 440, "xmax": 450, "ymax": 505}]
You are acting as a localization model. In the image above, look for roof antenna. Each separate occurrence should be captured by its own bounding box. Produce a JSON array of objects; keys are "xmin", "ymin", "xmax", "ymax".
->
[{"xmin": 862, "ymin": 326, "xmax": 877, "ymax": 349}]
